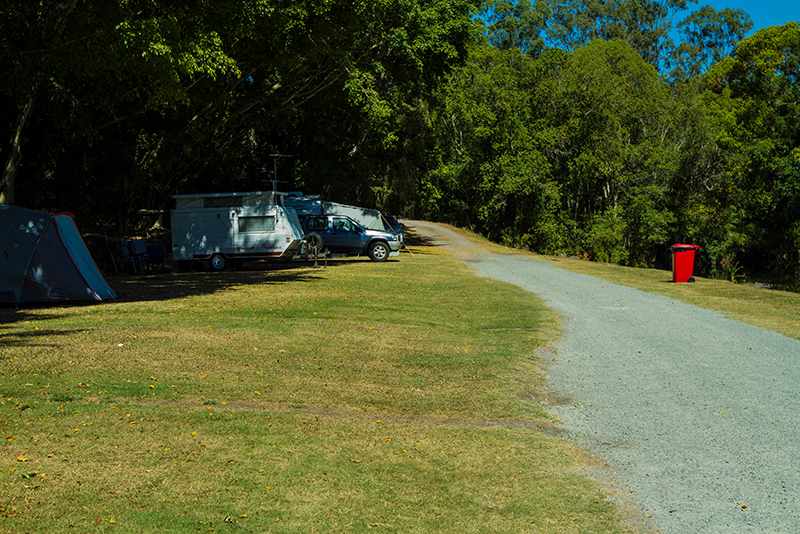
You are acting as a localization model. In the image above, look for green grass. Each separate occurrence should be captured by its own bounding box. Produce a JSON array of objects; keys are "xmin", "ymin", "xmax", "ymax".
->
[
  {"xmin": 0, "ymin": 249, "xmax": 629, "ymax": 533},
  {"xmin": 445, "ymin": 224, "xmax": 800, "ymax": 341}
]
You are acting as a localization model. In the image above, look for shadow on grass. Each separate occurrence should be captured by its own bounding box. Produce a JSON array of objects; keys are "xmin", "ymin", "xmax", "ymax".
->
[
  {"xmin": 0, "ymin": 268, "xmax": 327, "ymax": 346},
  {"xmin": 0, "ymin": 258, "xmax": 387, "ymax": 324},
  {"xmin": 0, "ymin": 271, "xmax": 322, "ymax": 324},
  {"xmin": 0, "ymin": 327, "xmax": 87, "ymax": 348},
  {"xmin": 0, "ymin": 258, "xmax": 396, "ymax": 326},
  {"xmin": 111, "ymin": 268, "xmax": 315, "ymax": 303},
  {"xmin": 404, "ymin": 232, "xmax": 442, "ymax": 247},
  {"xmin": 402, "ymin": 227, "xmax": 445, "ymax": 254},
  {"xmin": 0, "ymin": 309, "xmax": 67, "ymax": 326},
  {"xmin": 110, "ymin": 257, "xmax": 388, "ymax": 302}
]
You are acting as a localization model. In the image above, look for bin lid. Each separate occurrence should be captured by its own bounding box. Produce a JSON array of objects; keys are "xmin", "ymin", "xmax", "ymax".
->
[{"xmin": 671, "ymin": 243, "xmax": 702, "ymax": 251}]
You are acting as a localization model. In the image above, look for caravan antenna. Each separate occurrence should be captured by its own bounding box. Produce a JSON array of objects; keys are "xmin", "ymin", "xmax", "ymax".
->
[{"xmin": 267, "ymin": 153, "xmax": 294, "ymax": 204}]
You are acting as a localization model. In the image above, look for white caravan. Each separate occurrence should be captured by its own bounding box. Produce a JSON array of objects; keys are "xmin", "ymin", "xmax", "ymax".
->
[{"xmin": 171, "ymin": 192, "xmax": 305, "ymax": 270}]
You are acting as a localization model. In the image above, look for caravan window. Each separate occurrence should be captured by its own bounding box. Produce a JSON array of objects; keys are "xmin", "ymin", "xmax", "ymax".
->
[{"xmin": 238, "ymin": 216, "xmax": 276, "ymax": 233}]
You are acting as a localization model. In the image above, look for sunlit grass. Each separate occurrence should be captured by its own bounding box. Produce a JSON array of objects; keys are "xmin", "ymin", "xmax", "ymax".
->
[{"xmin": 0, "ymin": 248, "xmax": 628, "ymax": 533}]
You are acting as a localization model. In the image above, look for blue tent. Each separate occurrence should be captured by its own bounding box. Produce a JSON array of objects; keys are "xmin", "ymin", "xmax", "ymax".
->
[{"xmin": 0, "ymin": 205, "xmax": 116, "ymax": 305}]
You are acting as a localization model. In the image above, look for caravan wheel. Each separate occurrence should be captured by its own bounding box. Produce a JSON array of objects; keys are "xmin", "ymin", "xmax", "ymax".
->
[{"xmin": 209, "ymin": 254, "xmax": 227, "ymax": 272}]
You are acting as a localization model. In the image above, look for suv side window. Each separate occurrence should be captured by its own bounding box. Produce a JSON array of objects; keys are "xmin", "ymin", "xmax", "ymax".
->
[
  {"xmin": 303, "ymin": 216, "xmax": 327, "ymax": 232},
  {"xmin": 332, "ymin": 218, "xmax": 356, "ymax": 233}
]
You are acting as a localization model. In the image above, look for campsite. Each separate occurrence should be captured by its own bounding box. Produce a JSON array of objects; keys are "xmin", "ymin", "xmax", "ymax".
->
[
  {"xmin": 1, "ymin": 231, "xmax": 629, "ymax": 532},
  {"xmin": 3, "ymin": 2, "xmax": 800, "ymax": 533}
]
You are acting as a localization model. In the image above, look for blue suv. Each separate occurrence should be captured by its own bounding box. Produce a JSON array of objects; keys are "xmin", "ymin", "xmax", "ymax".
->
[{"xmin": 300, "ymin": 215, "xmax": 401, "ymax": 262}]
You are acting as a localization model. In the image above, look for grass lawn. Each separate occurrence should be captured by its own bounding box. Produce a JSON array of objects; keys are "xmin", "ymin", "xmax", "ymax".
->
[
  {"xmin": 444, "ymin": 225, "xmax": 800, "ymax": 341},
  {"xmin": 0, "ymin": 248, "xmax": 629, "ymax": 533}
]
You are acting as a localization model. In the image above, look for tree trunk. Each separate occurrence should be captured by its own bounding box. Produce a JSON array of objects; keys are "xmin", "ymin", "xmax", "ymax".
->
[{"xmin": 1, "ymin": 88, "xmax": 37, "ymax": 205}]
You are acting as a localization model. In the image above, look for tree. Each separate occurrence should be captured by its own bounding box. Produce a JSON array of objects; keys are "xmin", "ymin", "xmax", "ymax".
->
[
  {"xmin": 425, "ymin": 38, "xmax": 681, "ymax": 261},
  {"xmin": 481, "ymin": 0, "xmax": 548, "ymax": 54},
  {"xmin": 671, "ymin": 6, "xmax": 752, "ymax": 80},
  {"xmin": 424, "ymin": 41, "xmax": 568, "ymax": 249},
  {"xmin": 699, "ymin": 23, "xmax": 800, "ymax": 281},
  {"xmin": 478, "ymin": 1, "xmax": 752, "ymax": 79},
  {"xmin": 542, "ymin": 0, "xmax": 696, "ymax": 66},
  {"xmin": 0, "ymin": 1, "xmax": 477, "ymax": 227},
  {"xmin": 0, "ymin": 1, "xmax": 239, "ymax": 216}
]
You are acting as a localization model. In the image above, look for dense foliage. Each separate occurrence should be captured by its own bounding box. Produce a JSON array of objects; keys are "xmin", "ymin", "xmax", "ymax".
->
[
  {"xmin": 0, "ymin": 0, "xmax": 476, "ymax": 226},
  {"xmin": 1, "ymin": 1, "xmax": 798, "ymax": 284}
]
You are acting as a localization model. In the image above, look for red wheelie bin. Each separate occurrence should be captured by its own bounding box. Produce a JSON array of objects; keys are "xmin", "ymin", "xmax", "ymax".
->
[{"xmin": 671, "ymin": 244, "xmax": 702, "ymax": 283}]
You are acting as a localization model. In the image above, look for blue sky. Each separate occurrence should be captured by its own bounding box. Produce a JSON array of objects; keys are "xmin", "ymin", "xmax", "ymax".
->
[{"xmin": 702, "ymin": 1, "xmax": 799, "ymax": 32}]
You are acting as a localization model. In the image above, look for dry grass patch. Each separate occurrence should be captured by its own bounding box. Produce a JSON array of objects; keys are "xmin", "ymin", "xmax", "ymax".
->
[{"xmin": 1, "ymin": 249, "xmax": 629, "ymax": 533}]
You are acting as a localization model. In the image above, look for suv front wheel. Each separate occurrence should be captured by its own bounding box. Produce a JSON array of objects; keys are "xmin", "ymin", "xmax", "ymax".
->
[{"xmin": 368, "ymin": 241, "xmax": 390, "ymax": 262}]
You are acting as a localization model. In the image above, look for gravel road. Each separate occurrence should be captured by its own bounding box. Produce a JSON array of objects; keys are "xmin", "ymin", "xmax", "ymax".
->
[{"xmin": 408, "ymin": 221, "xmax": 800, "ymax": 534}]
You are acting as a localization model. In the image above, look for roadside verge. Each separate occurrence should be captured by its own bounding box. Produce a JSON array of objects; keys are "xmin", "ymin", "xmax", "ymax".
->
[{"xmin": 437, "ymin": 223, "xmax": 800, "ymax": 340}]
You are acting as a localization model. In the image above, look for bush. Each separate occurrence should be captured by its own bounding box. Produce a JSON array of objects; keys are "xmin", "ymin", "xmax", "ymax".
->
[{"xmin": 586, "ymin": 207, "xmax": 629, "ymax": 264}]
